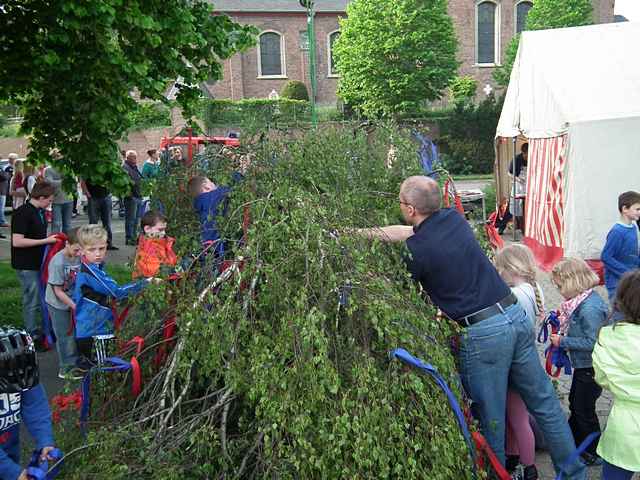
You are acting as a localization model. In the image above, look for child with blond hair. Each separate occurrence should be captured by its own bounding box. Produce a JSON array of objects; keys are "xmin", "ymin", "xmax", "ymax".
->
[
  {"xmin": 73, "ymin": 224, "xmax": 151, "ymax": 364},
  {"xmin": 495, "ymin": 244, "xmax": 544, "ymax": 479},
  {"xmin": 550, "ymin": 258, "xmax": 608, "ymax": 466}
]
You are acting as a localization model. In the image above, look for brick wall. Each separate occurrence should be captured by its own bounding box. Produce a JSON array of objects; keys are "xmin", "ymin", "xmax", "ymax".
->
[
  {"xmin": 210, "ymin": 12, "xmax": 342, "ymax": 105},
  {"xmin": 449, "ymin": 0, "xmax": 615, "ymax": 95}
]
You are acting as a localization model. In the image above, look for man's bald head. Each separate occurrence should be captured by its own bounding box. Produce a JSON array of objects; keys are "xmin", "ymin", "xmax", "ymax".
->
[{"xmin": 400, "ymin": 176, "xmax": 441, "ymax": 216}]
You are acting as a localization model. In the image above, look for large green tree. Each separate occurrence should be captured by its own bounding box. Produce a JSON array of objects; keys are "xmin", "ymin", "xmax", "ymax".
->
[
  {"xmin": 493, "ymin": 0, "xmax": 593, "ymax": 86},
  {"xmin": 0, "ymin": 1, "xmax": 255, "ymax": 191},
  {"xmin": 333, "ymin": 0, "xmax": 458, "ymax": 118}
]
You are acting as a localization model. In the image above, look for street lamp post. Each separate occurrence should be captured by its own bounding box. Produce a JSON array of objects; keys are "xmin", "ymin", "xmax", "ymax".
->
[{"xmin": 300, "ymin": 0, "xmax": 318, "ymax": 127}]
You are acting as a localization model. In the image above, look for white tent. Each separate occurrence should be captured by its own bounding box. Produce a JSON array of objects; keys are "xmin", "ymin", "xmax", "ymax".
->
[{"xmin": 495, "ymin": 22, "xmax": 640, "ymax": 269}]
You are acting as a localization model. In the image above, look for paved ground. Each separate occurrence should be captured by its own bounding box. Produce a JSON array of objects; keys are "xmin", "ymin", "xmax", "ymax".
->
[{"xmin": 1, "ymin": 202, "xmax": 633, "ymax": 479}]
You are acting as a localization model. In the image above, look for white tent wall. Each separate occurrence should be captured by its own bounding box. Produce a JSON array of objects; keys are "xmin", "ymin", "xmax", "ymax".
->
[
  {"xmin": 497, "ymin": 22, "xmax": 640, "ymax": 139},
  {"xmin": 563, "ymin": 115, "xmax": 640, "ymax": 260}
]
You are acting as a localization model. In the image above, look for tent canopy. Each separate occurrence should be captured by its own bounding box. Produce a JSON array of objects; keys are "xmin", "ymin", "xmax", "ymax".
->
[{"xmin": 497, "ymin": 22, "xmax": 640, "ymax": 139}]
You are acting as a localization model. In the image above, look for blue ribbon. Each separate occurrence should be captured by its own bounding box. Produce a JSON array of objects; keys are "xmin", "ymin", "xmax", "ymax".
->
[
  {"xmin": 537, "ymin": 311, "xmax": 560, "ymax": 344},
  {"xmin": 390, "ymin": 349, "xmax": 477, "ymax": 471},
  {"xmin": 26, "ymin": 448, "xmax": 63, "ymax": 479},
  {"xmin": 80, "ymin": 357, "xmax": 133, "ymax": 433},
  {"xmin": 545, "ymin": 345, "xmax": 573, "ymax": 376},
  {"xmin": 555, "ymin": 432, "xmax": 600, "ymax": 480}
]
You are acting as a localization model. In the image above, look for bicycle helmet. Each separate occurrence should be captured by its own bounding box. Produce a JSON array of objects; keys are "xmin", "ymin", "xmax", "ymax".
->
[{"xmin": 0, "ymin": 327, "xmax": 39, "ymax": 393}]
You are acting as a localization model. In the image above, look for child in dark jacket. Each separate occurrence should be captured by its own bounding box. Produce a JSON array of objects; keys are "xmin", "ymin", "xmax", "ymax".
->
[
  {"xmin": 601, "ymin": 191, "xmax": 640, "ymax": 301},
  {"xmin": 0, "ymin": 327, "xmax": 56, "ymax": 480},
  {"xmin": 187, "ymin": 172, "xmax": 243, "ymax": 256},
  {"xmin": 550, "ymin": 258, "xmax": 609, "ymax": 466},
  {"xmin": 73, "ymin": 225, "xmax": 151, "ymax": 363}
]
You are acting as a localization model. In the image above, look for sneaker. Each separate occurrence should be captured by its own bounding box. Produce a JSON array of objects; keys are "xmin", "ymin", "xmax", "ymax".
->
[
  {"xmin": 58, "ymin": 368, "xmax": 85, "ymax": 380},
  {"xmin": 506, "ymin": 455, "xmax": 520, "ymax": 474},
  {"xmin": 580, "ymin": 452, "xmax": 603, "ymax": 467},
  {"xmin": 511, "ymin": 464, "xmax": 538, "ymax": 480},
  {"xmin": 107, "ymin": 244, "xmax": 119, "ymax": 250},
  {"xmin": 76, "ymin": 357, "xmax": 95, "ymax": 372}
]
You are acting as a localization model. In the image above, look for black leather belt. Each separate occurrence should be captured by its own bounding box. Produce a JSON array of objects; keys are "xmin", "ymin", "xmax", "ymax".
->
[{"xmin": 457, "ymin": 292, "xmax": 518, "ymax": 327}]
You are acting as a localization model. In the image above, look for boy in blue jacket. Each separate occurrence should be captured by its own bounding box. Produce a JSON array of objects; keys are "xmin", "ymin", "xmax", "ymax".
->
[
  {"xmin": 0, "ymin": 327, "xmax": 56, "ymax": 480},
  {"xmin": 187, "ymin": 171, "xmax": 244, "ymax": 256},
  {"xmin": 601, "ymin": 191, "xmax": 640, "ymax": 301},
  {"xmin": 73, "ymin": 225, "xmax": 151, "ymax": 364}
]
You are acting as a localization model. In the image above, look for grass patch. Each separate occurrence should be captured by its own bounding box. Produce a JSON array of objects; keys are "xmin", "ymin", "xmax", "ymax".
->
[
  {"xmin": 0, "ymin": 262, "xmax": 23, "ymax": 326},
  {"xmin": 0, "ymin": 261, "xmax": 132, "ymax": 327}
]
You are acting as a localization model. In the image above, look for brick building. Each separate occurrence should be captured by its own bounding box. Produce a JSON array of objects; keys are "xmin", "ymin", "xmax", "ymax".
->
[{"xmin": 209, "ymin": 0, "xmax": 615, "ymax": 105}]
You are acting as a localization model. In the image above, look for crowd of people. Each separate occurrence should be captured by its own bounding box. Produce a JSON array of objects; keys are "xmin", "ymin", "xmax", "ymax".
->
[{"xmin": 1, "ymin": 148, "xmax": 638, "ymax": 480}]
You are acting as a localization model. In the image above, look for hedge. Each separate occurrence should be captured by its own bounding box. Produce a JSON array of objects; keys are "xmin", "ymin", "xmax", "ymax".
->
[{"xmin": 203, "ymin": 98, "xmax": 310, "ymax": 128}]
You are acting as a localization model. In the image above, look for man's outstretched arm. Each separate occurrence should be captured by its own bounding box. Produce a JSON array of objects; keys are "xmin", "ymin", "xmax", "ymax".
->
[{"xmin": 348, "ymin": 225, "xmax": 414, "ymax": 242}]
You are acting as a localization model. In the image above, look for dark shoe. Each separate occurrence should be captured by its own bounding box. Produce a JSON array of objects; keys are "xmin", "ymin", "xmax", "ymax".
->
[
  {"xmin": 76, "ymin": 357, "xmax": 95, "ymax": 372},
  {"xmin": 0, "ymin": 223, "xmax": 9, "ymax": 228},
  {"xmin": 0, "ymin": 233, "xmax": 6, "ymax": 239},
  {"xmin": 107, "ymin": 244, "xmax": 119, "ymax": 250},
  {"xmin": 580, "ymin": 452, "xmax": 603, "ymax": 467},
  {"xmin": 33, "ymin": 335, "xmax": 49, "ymax": 352},
  {"xmin": 125, "ymin": 239, "xmax": 137, "ymax": 246},
  {"xmin": 523, "ymin": 465, "xmax": 538, "ymax": 480},
  {"xmin": 506, "ymin": 455, "xmax": 520, "ymax": 474}
]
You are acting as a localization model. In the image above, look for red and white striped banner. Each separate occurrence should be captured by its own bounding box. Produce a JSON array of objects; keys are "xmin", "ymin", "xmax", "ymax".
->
[{"xmin": 523, "ymin": 135, "xmax": 568, "ymax": 271}]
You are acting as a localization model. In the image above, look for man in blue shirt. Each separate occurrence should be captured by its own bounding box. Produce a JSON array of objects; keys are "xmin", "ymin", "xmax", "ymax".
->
[{"xmin": 357, "ymin": 176, "xmax": 586, "ymax": 480}]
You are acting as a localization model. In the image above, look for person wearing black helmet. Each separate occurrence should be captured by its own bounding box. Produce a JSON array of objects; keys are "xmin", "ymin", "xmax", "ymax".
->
[{"xmin": 0, "ymin": 327, "xmax": 57, "ymax": 480}]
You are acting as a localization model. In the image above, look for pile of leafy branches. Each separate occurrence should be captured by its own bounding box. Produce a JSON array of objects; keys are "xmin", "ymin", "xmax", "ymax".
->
[{"xmin": 56, "ymin": 125, "xmax": 474, "ymax": 479}]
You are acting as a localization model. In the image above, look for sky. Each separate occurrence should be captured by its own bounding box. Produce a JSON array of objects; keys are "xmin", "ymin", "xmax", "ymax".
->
[{"xmin": 615, "ymin": 0, "xmax": 640, "ymax": 21}]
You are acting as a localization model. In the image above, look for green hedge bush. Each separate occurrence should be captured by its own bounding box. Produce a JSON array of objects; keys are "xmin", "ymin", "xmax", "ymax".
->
[
  {"xmin": 203, "ymin": 98, "xmax": 310, "ymax": 128},
  {"xmin": 437, "ymin": 94, "xmax": 503, "ymax": 175},
  {"xmin": 280, "ymin": 80, "xmax": 309, "ymax": 101}
]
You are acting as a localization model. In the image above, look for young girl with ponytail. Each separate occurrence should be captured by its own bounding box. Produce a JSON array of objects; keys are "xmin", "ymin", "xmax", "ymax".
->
[{"xmin": 495, "ymin": 244, "xmax": 545, "ymax": 480}]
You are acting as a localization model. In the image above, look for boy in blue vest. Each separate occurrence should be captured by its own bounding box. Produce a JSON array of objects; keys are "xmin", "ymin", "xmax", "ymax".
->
[
  {"xmin": 0, "ymin": 327, "xmax": 57, "ymax": 480},
  {"xmin": 73, "ymin": 224, "xmax": 151, "ymax": 364},
  {"xmin": 601, "ymin": 191, "xmax": 640, "ymax": 302}
]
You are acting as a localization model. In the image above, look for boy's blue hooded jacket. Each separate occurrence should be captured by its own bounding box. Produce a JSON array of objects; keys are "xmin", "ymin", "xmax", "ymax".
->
[
  {"xmin": 193, "ymin": 172, "xmax": 243, "ymax": 249},
  {"xmin": 73, "ymin": 261, "xmax": 148, "ymax": 338},
  {"xmin": 0, "ymin": 384, "xmax": 53, "ymax": 480}
]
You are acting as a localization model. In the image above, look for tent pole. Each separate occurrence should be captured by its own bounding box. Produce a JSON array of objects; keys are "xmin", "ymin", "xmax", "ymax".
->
[{"xmin": 512, "ymin": 137, "xmax": 517, "ymax": 242}]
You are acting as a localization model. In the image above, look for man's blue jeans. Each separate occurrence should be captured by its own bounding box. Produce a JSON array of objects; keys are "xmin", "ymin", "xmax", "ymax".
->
[
  {"xmin": 457, "ymin": 303, "xmax": 586, "ymax": 480},
  {"xmin": 0, "ymin": 194, "xmax": 6, "ymax": 224},
  {"xmin": 16, "ymin": 270, "xmax": 43, "ymax": 335},
  {"xmin": 52, "ymin": 201, "xmax": 73, "ymax": 233},
  {"xmin": 48, "ymin": 305, "xmax": 79, "ymax": 369},
  {"xmin": 88, "ymin": 195, "xmax": 113, "ymax": 246},
  {"xmin": 124, "ymin": 196, "xmax": 142, "ymax": 242}
]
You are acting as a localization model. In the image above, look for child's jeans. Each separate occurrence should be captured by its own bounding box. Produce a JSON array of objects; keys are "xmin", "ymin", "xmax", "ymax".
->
[
  {"xmin": 568, "ymin": 367, "xmax": 602, "ymax": 455},
  {"xmin": 602, "ymin": 461, "xmax": 636, "ymax": 480},
  {"xmin": 506, "ymin": 389, "xmax": 536, "ymax": 466},
  {"xmin": 48, "ymin": 305, "xmax": 79, "ymax": 369},
  {"xmin": 16, "ymin": 269, "xmax": 43, "ymax": 336}
]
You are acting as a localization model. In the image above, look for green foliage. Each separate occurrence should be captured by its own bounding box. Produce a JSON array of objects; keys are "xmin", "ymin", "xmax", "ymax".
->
[
  {"xmin": 280, "ymin": 80, "xmax": 310, "ymax": 101},
  {"xmin": 438, "ymin": 94, "xmax": 503, "ymax": 175},
  {"xmin": 493, "ymin": 0, "xmax": 593, "ymax": 86},
  {"xmin": 0, "ymin": 262, "xmax": 22, "ymax": 326},
  {"xmin": 0, "ymin": 1, "xmax": 256, "ymax": 195},
  {"xmin": 57, "ymin": 126, "xmax": 475, "ymax": 478},
  {"xmin": 0, "ymin": 123, "xmax": 20, "ymax": 138},
  {"xmin": 334, "ymin": 0, "xmax": 458, "ymax": 118},
  {"xmin": 127, "ymin": 102, "xmax": 171, "ymax": 131},
  {"xmin": 203, "ymin": 98, "xmax": 310, "ymax": 129},
  {"xmin": 448, "ymin": 76, "xmax": 478, "ymax": 104}
]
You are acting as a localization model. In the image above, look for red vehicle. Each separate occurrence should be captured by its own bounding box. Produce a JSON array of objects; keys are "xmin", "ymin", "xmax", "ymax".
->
[{"xmin": 159, "ymin": 131, "xmax": 239, "ymax": 166}]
